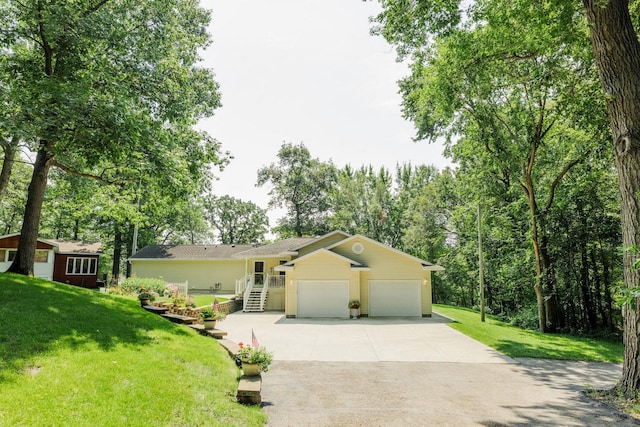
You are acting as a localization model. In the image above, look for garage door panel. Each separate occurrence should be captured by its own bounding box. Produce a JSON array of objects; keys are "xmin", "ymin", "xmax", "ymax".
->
[
  {"xmin": 369, "ymin": 280, "xmax": 421, "ymax": 317},
  {"xmin": 297, "ymin": 280, "xmax": 349, "ymax": 318}
]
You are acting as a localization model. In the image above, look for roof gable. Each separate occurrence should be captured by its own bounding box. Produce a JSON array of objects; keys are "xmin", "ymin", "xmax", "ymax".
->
[
  {"xmin": 292, "ymin": 230, "xmax": 351, "ymax": 256},
  {"xmin": 275, "ymin": 248, "xmax": 365, "ymax": 270},
  {"xmin": 326, "ymin": 234, "xmax": 444, "ymax": 271}
]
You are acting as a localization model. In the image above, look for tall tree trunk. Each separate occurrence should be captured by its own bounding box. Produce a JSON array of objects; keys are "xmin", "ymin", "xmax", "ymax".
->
[
  {"xmin": 590, "ymin": 247, "xmax": 606, "ymax": 328},
  {"xmin": 601, "ymin": 248, "xmax": 614, "ymax": 329},
  {"xmin": 125, "ymin": 223, "xmax": 134, "ymax": 278},
  {"xmin": 0, "ymin": 136, "xmax": 19, "ymax": 204},
  {"xmin": 6, "ymin": 141, "xmax": 54, "ymax": 275},
  {"xmin": 580, "ymin": 244, "xmax": 597, "ymax": 329},
  {"xmin": 112, "ymin": 226, "xmax": 122, "ymax": 285},
  {"xmin": 583, "ymin": 0, "xmax": 640, "ymax": 397}
]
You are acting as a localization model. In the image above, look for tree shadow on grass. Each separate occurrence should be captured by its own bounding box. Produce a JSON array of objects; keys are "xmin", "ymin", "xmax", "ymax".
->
[{"xmin": 0, "ymin": 273, "xmax": 191, "ymax": 383}]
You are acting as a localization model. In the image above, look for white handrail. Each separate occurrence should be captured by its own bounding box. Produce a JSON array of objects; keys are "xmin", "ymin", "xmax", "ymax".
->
[
  {"xmin": 260, "ymin": 278, "xmax": 269, "ymax": 310},
  {"xmin": 267, "ymin": 274, "xmax": 285, "ymax": 288},
  {"xmin": 242, "ymin": 276, "xmax": 254, "ymax": 310}
]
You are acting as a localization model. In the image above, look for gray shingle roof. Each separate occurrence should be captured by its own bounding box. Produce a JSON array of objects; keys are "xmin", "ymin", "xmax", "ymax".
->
[
  {"xmin": 233, "ymin": 237, "xmax": 316, "ymax": 258},
  {"xmin": 131, "ymin": 244, "xmax": 254, "ymax": 260}
]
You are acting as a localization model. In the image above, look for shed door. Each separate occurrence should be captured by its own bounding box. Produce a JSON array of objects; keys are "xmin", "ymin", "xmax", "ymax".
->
[
  {"xmin": 297, "ymin": 280, "xmax": 349, "ymax": 318},
  {"xmin": 369, "ymin": 280, "xmax": 421, "ymax": 317}
]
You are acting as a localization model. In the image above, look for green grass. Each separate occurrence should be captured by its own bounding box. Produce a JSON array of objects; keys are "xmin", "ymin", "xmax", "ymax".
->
[
  {"xmin": 434, "ymin": 304, "xmax": 623, "ymax": 363},
  {"xmin": 191, "ymin": 294, "xmax": 229, "ymax": 307},
  {"xmin": 0, "ymin": 273, "xmax": 265, "ymax": 426}
]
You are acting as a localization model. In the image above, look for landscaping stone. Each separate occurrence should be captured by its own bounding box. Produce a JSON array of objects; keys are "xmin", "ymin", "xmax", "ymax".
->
[{"xmin": 237, "ymin": 375, "xmax": 261, "ymax": 405}]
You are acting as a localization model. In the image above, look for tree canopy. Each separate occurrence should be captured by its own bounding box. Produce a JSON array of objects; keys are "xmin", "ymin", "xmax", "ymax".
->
[{"xmin": 1, "ymin": 0, "xmax": 225, "ymax": 275}]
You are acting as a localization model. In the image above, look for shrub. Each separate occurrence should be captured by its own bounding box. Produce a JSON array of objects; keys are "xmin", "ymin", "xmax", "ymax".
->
[
  {"xmin": 121, "ymin": 277, "xmax": 166, "ymax": 295},
  {"xmin": 509, "ymin": 305, "xmax": 540, "ymax": 330},
  {"xmin": 472, "ymin": 304, "xmax": 493, "ymax": 315}
]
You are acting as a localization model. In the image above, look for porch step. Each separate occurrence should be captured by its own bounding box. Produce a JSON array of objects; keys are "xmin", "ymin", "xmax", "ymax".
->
[
  {"xmin": 160, "ymin": 313, "xmax": 198, "ymax": 324},
  {"xmin": 142, "ymin": 305, "xmax": 169, "ymax": 314},
  {"xmin": 188, "ymin": 323, "xmax": 228, "ymax": 339},
  {"xmin": 243, "ymin": 287, "xmax": 268, "ymax": 312}
]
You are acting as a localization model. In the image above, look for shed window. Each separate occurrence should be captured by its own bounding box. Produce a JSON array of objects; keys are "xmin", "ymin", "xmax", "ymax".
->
[
  {"xmin": 66, "ymin": 257, "xmax": 97, "ymax": 275},
  {"xmin": 34, "ymin": 250, "xmax": 49, "ymax": 263},
  {"xmin": 0, "ymin": 249, "xmax": 5, "ymax": 262},
  {"xmin": 7, "ymin": 250, "xmax": 16, "ymax": 262}
]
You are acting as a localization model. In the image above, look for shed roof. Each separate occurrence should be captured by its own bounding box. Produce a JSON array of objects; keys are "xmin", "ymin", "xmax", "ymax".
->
[{"xmin": 50, "ymin": 240, "xmax": 103, "ymax": 255}]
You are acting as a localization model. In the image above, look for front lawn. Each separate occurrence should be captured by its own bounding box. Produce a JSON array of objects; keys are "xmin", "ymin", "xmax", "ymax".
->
[
  {"xmin": 0, "ymin": 274, "xmax": 265, "ymax": 426},
  {"xmin": 434, "ymin": 304, "xmax": 623, "ymax": 363}
]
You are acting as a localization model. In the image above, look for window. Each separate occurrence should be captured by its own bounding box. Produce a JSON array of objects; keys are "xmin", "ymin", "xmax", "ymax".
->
[
  {"xmin": 66, "ymin": 257, "xmax": 97, "ymax": 275},
  {"xmin": 7, "ymin": 250, "xmax": 16, "ymax": 262},
  {"xmin": 0, "ymin": 249, "xmax": 5, "ymax": 262},
  {"xmin": 34, "ymin": 250, "xmax": 49, "ymax": 263}
]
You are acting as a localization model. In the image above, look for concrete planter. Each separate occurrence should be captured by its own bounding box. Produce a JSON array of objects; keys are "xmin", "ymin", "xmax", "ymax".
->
[
  {"xmin": 242, "ymin": 363, "xmax": 261, "ymax": 376},
  {"xmin": 203, "ymin": 318, "xmax": 217, "ymax": 330}
]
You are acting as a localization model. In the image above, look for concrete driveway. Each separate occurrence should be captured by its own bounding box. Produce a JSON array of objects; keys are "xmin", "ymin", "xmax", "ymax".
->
[
  {"xmin": 220, "ymin": 312, "xmax": 634, "ymax": 426},
  {"xmin": 221, "ymin": 312, "xmax": 512, "ymax": 363}
]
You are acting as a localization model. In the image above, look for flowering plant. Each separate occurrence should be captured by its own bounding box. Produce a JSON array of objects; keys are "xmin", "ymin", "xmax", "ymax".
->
[
  {"xmin": 237, "ymin": 343, "xmax": 273, "ymax": 372},
  {"xmin": 138, "ymin": 290, "xmax": 155, "ymax": 301},
  {"xmin": 200, "ymin": 306, "xmax": 226, "ymax": 320},
  {"xmin": 348, "ymin": 300, "xmax": 361, "ymax": 309}
]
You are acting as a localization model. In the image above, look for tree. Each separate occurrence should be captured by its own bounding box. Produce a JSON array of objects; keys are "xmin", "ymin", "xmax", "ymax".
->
[
  {"xmin": 1, "ymin": 0, "xmax": 222, "ymax": 276},
  {"xmin": 582, "ymin": 0, "xmax": 640, "ymax": 396},
  {"xmin": 257, "ymin": 142, "xmax": 336, "ymax": 237},
  {"xmin": 372, "ymin": 0, "xmax": 640, "ymax": 395},
  {"xmin": 204, "ymin": 195, "xmax": 269, "ymax": 244}
]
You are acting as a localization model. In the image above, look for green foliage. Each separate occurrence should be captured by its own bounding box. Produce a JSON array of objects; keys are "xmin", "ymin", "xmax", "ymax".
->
[
  {"xmin": 238, "ymin": 346, "xmax": 274, "ymax": 373},
  {"xmin": 509, "ymin": 305, "xmax": 541, "ymax": 331},
  {"xmin": 257, "ymin": 142, "xmax": 336, "ymax": 238},
  {"xmin": 204, "ymin": 195, "xmax": 269, "ymax": 244},
  {"xmin": 0, "ymin": 273, "xmax": 265, "ymax": 425},
  {"xmin": 120, "ymin": 277, "xmax": 166, "ymax": 295},
  {"xmin": 200, "ymin": 306, "xmax": 226, "ymax": 321},
  {"xmin": 2, "ymin": 0, "xmax": 227, "ymax": 275},
  {"xmin": 348, "ymin": 300, "xmax": 361, "ymax": 309}
]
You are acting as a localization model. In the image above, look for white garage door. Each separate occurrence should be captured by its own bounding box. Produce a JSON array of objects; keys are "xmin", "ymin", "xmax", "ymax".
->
[
  {"xmin": 297, "ymin": 280, "xmax": 349, "ymax": 318},
  {"xmin": 369, "ymin": 280, "xmax": 422, "ymax": 317}
]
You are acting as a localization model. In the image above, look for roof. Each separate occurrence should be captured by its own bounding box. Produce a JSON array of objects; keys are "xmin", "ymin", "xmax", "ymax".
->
[
  {"xmin": 233, "ymin": 237, "xmax": 316, "ymax": 258},
  {"xmin": 0, "ymin": 234, "xmax": 102, "ymax": 254},
  {"xmin": 275, "ymin": 248, "xmax": 367, "ymax": 271},
  {"xmin": 50, "ymin": 240, "xmax": 102, "ymax": 255},
  {"xmin": 290, "ymin": 230, "xmax": 351, "ymax": 251},
  {"xmin": 130, "ymin": 244, "xmax": 254, "ymax": 260}
]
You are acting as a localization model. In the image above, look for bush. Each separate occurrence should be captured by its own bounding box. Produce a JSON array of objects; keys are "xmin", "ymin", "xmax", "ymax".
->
[
  {"xmin": 509, "ymin": 305, "xmax": 540, "ymax": 330},
  {"xmin": 120, "ymin": 277, "xmax": 166, "ymax": 295},
  {"xmin": 471, "ymin": 304, "xmax": 493, "ymax": 315}
]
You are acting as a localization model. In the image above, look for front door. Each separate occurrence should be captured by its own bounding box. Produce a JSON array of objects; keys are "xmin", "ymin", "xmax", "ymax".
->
[{"xmin": 254, "ymin": 261, "xmax": 265, "ymax": 285}]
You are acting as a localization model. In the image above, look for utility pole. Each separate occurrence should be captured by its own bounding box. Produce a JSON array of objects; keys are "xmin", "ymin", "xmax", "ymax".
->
[{"xmin": 478, "ymin": 202, "xmax": 485, "ymax": 322}]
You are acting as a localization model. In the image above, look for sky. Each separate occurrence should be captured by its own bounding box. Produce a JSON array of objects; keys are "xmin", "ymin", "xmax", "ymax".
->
[{"xmin": 197, "ymin": 0, "xmax": 452, "ymax": 228}]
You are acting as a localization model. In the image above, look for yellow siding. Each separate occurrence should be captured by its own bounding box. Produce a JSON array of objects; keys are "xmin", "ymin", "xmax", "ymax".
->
[
  {"xmin": 264, "ymin": 287, "xmax": 285, "ymax": 311},
  {"xmin": 333, "ymin": 239, "xmax": 432, "ymax": 316},
  {"xmin": 422, "ymin": 272, "xmax": 433, "ymax": 316},
  {"xmin": 284, "ymin": 251, "xmax": 353, "ymax": 317},
  {"xmin": 130, "ymin": 260, "xmax": 245, "ymax": 292}
]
